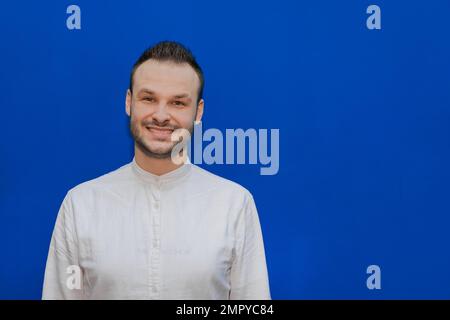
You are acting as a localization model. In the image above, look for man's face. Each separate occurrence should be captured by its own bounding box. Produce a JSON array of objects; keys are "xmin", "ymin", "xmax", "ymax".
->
[{"xmin": 126, "ymin": 60, "xmax": 203, "ymax": 159}]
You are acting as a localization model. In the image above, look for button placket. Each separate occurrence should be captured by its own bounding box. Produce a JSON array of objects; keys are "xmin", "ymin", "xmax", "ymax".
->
[
  {"xmin": 149, "ymin": 181, "xmax": 162, "ymax": 298},
  {"xmin": 131, "ymin": 159, "xmax": 192, "ymax": 299}
]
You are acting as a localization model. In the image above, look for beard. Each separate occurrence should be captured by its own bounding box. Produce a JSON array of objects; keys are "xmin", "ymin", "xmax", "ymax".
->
[{"xmin": 129, "ymin": 114, "xmax": 194, "ymax": 159}]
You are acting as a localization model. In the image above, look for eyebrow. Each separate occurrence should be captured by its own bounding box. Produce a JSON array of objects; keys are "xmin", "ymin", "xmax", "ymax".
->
[
  {"xmin": 137, "ymin": 89, "xmax": 192, "ymax": 101},
  {"xmin": 173, "ymin": 93, "xmax": 191, "ymax": 100},
  {"xmin": 137, "ymin": 89, "xmax": 156, "ymax": 95}
]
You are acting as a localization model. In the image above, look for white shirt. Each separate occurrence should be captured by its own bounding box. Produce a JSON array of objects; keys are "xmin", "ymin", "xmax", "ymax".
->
[{"xmin": 42, "ymin": 158, "xmax": 271, "ymax": 300}]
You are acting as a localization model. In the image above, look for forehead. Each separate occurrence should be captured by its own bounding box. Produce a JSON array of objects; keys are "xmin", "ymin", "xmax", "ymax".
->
[{"xmin": 133, "ymin": 59, "xmax": 200, "ymax": 96}]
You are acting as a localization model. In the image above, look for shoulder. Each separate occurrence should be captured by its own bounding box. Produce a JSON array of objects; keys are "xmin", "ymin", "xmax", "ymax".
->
[
  {"xmin": 65, "ymin": 162, "xmax": 134, "ymax": 205},
  {"xmin": 188, "ymin": 165, "xmax": 255, "ymax": 204}
]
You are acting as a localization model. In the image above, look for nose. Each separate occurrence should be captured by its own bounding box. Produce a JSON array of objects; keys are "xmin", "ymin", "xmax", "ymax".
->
[{"xmin": 152, "ymin": 102, "xmax": 171, "ymax": 126}]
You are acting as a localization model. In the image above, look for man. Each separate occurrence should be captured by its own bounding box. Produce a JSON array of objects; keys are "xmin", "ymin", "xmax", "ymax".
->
[{"xmin": 42, "ymin": 41, "xmax": 271, "ymax": 299}]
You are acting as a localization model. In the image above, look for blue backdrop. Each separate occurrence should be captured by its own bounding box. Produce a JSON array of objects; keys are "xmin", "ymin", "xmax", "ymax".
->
[{"xmin": 1, "ymin": 0, "xmax": 449, "ymax": 299}]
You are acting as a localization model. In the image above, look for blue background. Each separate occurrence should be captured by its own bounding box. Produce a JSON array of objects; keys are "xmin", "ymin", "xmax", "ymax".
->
[{"xmin": 1, "ymin": 0, "xmax": 449, "ymax": 299}]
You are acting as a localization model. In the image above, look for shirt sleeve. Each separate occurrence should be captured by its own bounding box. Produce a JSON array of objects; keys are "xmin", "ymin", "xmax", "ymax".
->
[
  {"xmin": 229, "ymin": 192, "xmax": 271, "ymax": 300},
  {"xmin": 42, "ymin": 191, "xmax": 84, "ymax": 300}
]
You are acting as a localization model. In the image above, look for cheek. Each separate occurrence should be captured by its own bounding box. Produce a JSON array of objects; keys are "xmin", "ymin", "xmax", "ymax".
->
[
  {"xmin": 130, "ymin": 117, "xmax": 142, "ymax": 137},
  {"xmin": 174, "ymin": 108, "xmax": 197, "ymax": 127},
  {"xmin": 131, "ymin": 105, "xmax": 151, "ymax": 122},
  {"xmin": 130, "ymin": 108, "xmax": 147, "ymax": 131},
  {"xmin": 130, "ymin": 113, "xmax": 142, "ymax": 128}
]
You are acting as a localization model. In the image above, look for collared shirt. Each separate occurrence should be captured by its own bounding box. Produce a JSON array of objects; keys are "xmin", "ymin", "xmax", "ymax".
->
[{"xmin": 42, "ymin": 158, "xmax": 271, "ymax": 299}]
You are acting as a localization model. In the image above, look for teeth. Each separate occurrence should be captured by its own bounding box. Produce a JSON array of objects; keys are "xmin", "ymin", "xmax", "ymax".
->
[{"xmin": 146, "ymin": 127, "xmax": 173, "ymax": 132}]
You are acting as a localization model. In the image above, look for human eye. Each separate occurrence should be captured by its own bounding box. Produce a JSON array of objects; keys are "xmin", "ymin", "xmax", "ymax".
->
[
  {"xmin": 172, "ymin": 100, "xmax": 186, "ymax": 106},
  {"xmin": 143, "ymin": 96, "xmax": 156, "ymax": 103}
]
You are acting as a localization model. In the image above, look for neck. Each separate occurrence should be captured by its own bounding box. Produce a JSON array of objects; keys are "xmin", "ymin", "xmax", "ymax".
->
[{"xmin": 134, "ymin": 145, "xmax": 182, "ymax": 176}]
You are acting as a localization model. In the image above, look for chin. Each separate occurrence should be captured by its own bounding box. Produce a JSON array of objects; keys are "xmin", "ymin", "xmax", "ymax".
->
[{"xmin": 143, "ymin": 141, "xmax": 175, "ymax": 157}]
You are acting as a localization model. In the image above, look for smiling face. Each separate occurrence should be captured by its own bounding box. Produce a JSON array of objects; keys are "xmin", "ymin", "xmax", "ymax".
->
[{"xmin": 126, "ymin": 59, "xmax": 204, "ymax": 159}]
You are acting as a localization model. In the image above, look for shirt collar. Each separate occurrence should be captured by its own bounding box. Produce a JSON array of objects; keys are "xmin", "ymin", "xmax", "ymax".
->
[{"xmin": 131, "ymin": 157, "xmax": 192, "ymax": 187}]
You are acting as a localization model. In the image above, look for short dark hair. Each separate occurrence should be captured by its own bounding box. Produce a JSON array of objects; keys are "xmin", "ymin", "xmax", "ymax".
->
[{"xmin": 129, "ymin": 41, "xmax": 204, "ymax": 103}]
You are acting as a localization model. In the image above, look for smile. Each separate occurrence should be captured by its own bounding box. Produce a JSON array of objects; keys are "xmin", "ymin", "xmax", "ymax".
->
[{"xmin": 145, "ymin": 126, "xmax": 174, "ymax": 138}]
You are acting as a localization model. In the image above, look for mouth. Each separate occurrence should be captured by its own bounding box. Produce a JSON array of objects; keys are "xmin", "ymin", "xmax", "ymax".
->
[{"xmin": 145, "ymin": 125, "xmax": 175, "ymax": 139}]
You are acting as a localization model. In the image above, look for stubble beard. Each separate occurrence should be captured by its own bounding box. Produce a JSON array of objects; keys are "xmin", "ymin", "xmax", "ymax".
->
[{"xmin": 129, "ymin": 115, "xmax": 194, "ymax": 160}]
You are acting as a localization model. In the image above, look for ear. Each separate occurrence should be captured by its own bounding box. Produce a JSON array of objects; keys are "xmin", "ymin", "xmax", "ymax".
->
[
  {"xmin": 195, "ymin": 99, "xmax": 204, "ymax": 123},
  {"xmin": 125, "ymin": 89, "xmax": 132, "ymax": 116}
]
